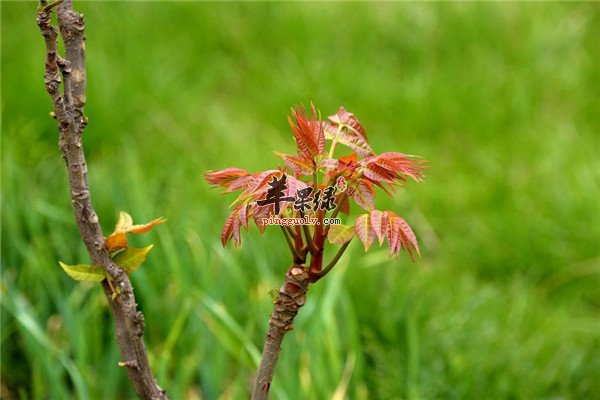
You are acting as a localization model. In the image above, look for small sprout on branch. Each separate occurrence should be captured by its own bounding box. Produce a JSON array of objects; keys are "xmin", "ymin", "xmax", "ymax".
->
[
  {"xmin": 105, "ymin": 211, "xmax": 166, "ymax": 252},
  {"xmin": 59, "ymin": 212, "xmax": 165, "ymax": 285},
  {"xmin": 59, "ymin": 262, "xmax": 105, "ymax": 282}
]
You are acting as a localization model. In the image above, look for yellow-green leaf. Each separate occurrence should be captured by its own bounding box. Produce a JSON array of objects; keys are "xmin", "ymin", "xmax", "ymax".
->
[
  {"xmin": 59, "ymin": 262, "xmax": 105, "ymax": 282},
  {"xmin": 114, "ymin": 211, "xmax": 134, "ymax": 232},
  {"xmin": 105, "ymin": 211, "xmax": 166, "ymax": 252},
  {"xmin": 112, "ymin": 245, "xmax": 153, "ymax": 275},
  {"xmin": 327, "ymin": 224, "xmax": 355, "ymax": 244}
]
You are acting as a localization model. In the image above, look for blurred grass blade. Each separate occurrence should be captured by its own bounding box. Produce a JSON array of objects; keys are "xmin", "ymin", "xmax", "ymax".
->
[{"xmin": 0, "ymin": 285, "xmax": 90, "ymax": 400}]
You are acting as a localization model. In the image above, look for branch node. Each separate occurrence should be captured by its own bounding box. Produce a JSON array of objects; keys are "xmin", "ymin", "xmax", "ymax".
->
[
  {"xmin": 118, "ymin": 360, "xmax": 139, "ymax": 369},
  {"xmin": 134, "ymin": 311, "xmax": 146, "ymax": 337},
  {"xmin": 57, "ymin": 56, "xmax": 71, "ymax": 74}
]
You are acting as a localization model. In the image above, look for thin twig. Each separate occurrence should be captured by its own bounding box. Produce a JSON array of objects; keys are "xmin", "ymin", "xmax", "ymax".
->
[
  {"xmin": 323, "ymin": 191, "xmax": 348, "ymax": 237},
  {"xmin": 284, "ymin": 225, "xmax": 298, "ymax": 240},
  {"xmin": 312, "ymin": 239, "xmax": 352, "ymax": 281},
  {"xmin": 280, "ymin": 225, "xmax": 303, "ymax": 263},
  {"xmin": 37, "ymin": 2, "xmax": 168, "ymax": 398},
  {"xmin": 300, "ymin": 211, "xmax": 318, "ymax": 255}
]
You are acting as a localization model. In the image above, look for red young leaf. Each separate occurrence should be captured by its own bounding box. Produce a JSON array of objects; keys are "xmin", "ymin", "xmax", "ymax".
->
[
  {"xmin": 385, "ymin": 211, "xmax": 420, "ymax": 261},
  {"xmin": 239, "ymin": 203, "xmax": 249, "ymax": 230},
  {"xmin": 250, "ymin": 202, "xmax": 273, "ymax": 234},
  {"xmin": 362, "ymin": 162, "xmax": 396, "ymax": 184},
  {"xmin": 355, "ymin": 214, "xmax": 375, "ymax": 251},
  {"xmin": 323, "ymin": 107, "xmax": 373, "ymax": 157},
  {"xmin": 309, "ymin": 102, "xmax": 326, "ymax": 154},
  {"xmin": 204, "ymin": 168, "xmax": 250, "ymax": 188},
  {"xmin": 230, "ymin": 169, "xmax": 280, "ymax": 206},
  {"xmin": 127, "ymin": 219, "xmax": 167, "ymax": 235},
  {"xmin": 225, "ymin": 174, "xmax": 257, "ymax": 193},
  {"xmin": 337, "ymin": 192, "xmax": 350, "ymax": 215},
  {"xmin": 232, "ymin": 210, "xmax": 242, "ymax": 246},
  {"xmin": 274, "ymin": 151, "xmax": 314, "ymax": 176},
  {"xmin": 233, "ymin": 173, "xmax": 306, "ymax": 234},
  {"xmin": 221, "ymin": 208, "xmax": 237, "ymax": 246},
  {"xmin": 329, "ymin": 107, "xmax": 367, "ymax": 138},
  {"xmin": 350, "ymin": 179, "xmax": 375, "ymax": 211},
  {"xmin": 373, "ymin": 152, "xmax": 426, "ymax": 182},
  {"xmin": 368, "ymin": 178, "xmax": 397, "ymax": 198},
  {"xmin": 105, "ymin": 232, "xmax": 128, "ymax": 253},
  {"xmin": 396, "ymin": 214, "xmax": 420, "ymax": 259},
  {"xmin": 370, "ymin": 210, "xmax": 385, "ymax": 245},
  {"xmin": 381, "ymin": 210, "xmax": 390, "ymax": 245},
  {"xmin": 222, "ymin": 204, "xmax": 247, "ymax": 246},
  {"xmin": 281, "ymin": 175, "xmax": 308, "ymax": 214},
  {"xmin": 338, "ymin": 153, "xmax": 358, "ymax": 165},
  {"xmin": 319, "ymin": 158, "xmax": 340, "ymax": 171},
  {"xmin": 323, "ymin": 124, "xmax": 373, "ymax": 157},
  {"xmin": 223, "ymin": 172, "xmax": 307, "ymax": 243},
  {"xmin": 288, "ymin": 103, "xmax": 325, "ymax": 159},
  {"xmin": 386, "ymin": 212, "xmax": 401, "ymax": 256}
]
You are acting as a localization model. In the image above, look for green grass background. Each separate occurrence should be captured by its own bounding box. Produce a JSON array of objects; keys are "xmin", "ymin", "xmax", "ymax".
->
[{"xmin": 2, "ymin": 2, "xmax": 599, "ymax": 399}]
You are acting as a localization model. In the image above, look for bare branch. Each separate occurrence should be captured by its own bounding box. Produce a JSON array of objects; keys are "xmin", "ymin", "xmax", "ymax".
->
[{"xmin": 37, "ymin": 2, "xmax": 168, "ymax": 398}]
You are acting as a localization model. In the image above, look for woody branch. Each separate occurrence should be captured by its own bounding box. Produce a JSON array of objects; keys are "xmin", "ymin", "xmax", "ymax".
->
[{"xmin": 36, "ymin": 1, "xmax": 168, "ymax": 398}]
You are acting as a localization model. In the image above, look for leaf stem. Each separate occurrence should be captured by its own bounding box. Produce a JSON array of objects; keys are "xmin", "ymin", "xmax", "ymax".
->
[
  {"xmin": 38, "ymin": 0, "xmax": 63, "ymax": 13},
  {"xmin": 327, "ymin": 124, "xmax": 343, "ymax": 159},
  {"xmin": 284, "ymin": 225, "xmax": 298, "ymax": 240},
  {"xmin": 313, "ymin": 239, "xmax": 352, "ymax": 281},
  {"xmin": 300, "ymin": 211, "xmax": 319, "ymax": 255},
  {"xmin": 281, "ymin": 225, "xmax": 303, "ymax": 263},
  {"xmin": 324, "ymin": 191, "xmax": 348, "ymax": 237}
]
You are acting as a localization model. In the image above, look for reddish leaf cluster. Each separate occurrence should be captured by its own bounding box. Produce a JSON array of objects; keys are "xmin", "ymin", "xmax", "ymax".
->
[
  {"xmin": 205, "ymin": 169, "xmax": 307, "ymax": 245},
  {"xmin": 205, "ymin": 103, "xmax": 427, "ymax": 265},
  {"xmin": 288, "ymin": 103, "xmax": 325, "ymax": 159},
  {"xmin": 323, "ymin": 107, "xmax": 373, "ymax": 157},
  {"xmin": 355, "ymin": 210, "xmax": 419, "ymax": 260},
  {"xmin": 360, "ymin": 152, "xmax": 426, "ymax": 194}
]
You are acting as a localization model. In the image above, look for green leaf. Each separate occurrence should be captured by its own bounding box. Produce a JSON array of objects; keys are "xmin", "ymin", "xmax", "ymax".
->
[
  {"xmin": 327, "ymin": 224, "xmax": 355, "ymax": 244},
  {"xmin": 112, "ymin": 245, "xmax": 153, "ymax": 275},
  {"xmin": 59, "ymin": 262, "xmax": 105, "ymax": 282}
]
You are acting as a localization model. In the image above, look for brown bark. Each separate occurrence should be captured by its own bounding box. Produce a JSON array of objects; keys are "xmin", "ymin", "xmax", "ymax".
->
[
  {"xmin": 36, "ymin": 2, "xmax": 168, "ymax": 398},
  {"xmin": 252, "ymin": 266, "xmax": 310, "ymax": 400}
]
